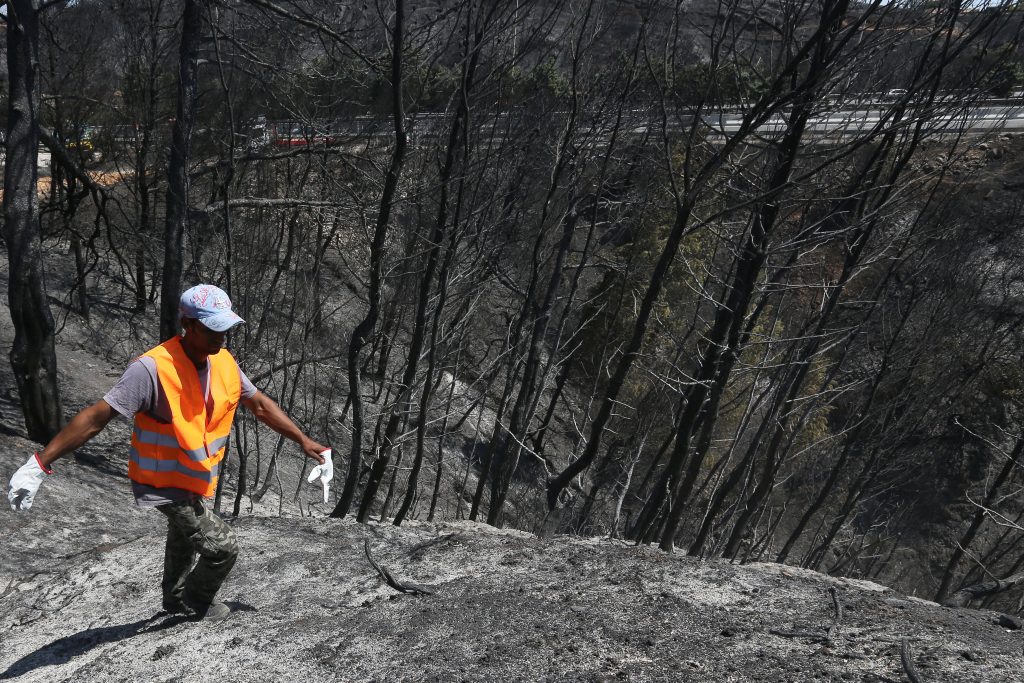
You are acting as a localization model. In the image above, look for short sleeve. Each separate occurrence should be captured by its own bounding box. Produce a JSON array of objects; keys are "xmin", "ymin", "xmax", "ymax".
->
[
  {"xmin": 238, "ymin": 366, "xmax": 258, "ymax": 400},
  {"xmin": 103, "ymin": 359, "xmax": 156, "ymax": 419}
]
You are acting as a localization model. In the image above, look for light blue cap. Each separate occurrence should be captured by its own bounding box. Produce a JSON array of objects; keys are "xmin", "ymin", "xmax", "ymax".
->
[{"xmin": 179, "ymin": 284, "xmax": 245, "ymax": 332}]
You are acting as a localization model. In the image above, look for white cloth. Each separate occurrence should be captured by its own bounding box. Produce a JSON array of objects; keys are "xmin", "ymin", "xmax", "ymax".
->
[{"xmin": 307, "ymin": 449, "xmax": 333, "ymax": 503}]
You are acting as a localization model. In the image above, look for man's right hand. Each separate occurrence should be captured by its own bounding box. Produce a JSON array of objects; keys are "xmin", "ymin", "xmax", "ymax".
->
[{"xmin": 8, "ymin": 453, "xmax": 51, "ymax": 511}]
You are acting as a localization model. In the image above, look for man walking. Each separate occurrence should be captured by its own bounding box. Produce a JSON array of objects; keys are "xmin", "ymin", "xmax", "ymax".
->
[{"xmin": 7, "ymin": 284, "xmax": 329, "ymax": 621}]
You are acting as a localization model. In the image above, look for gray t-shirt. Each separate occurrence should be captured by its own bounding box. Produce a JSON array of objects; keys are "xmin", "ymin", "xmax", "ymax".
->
[{"xmin": 103, "ymin": 353, "xmax": 257, "ymax": 508}]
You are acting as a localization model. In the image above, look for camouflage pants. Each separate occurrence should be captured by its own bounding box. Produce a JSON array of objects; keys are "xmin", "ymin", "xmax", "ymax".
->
[{"xmin": 156, "ymin": 499, "xmax": 239, "ymax": 607}]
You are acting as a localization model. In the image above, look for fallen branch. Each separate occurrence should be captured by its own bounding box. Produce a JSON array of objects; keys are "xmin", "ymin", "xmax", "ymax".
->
[
  {"xmin": 901, "ymin": 639, "xmax": 923, "ymax": 683},
  {"xmin": 942, "ymin": 571, "xmax": 1024, "ymax": 608},
  {"xmin": 58, "ymin": 535, "xmax": 145, "ymax": 561},
  {"xmin": 770, "ymin": 629, "xmax": 829, "ymax": 642},
  {"xmin": 406, "ymin": 533, "xmax": 461, "ymax": 559},
  {"xmin": 364, "ymin": 539, "xmax": 434, "ymax": 596}
]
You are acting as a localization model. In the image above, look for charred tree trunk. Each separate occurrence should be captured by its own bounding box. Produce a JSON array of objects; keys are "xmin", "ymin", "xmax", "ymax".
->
[
  {"xmin": 159, "ymin": 0, "xmax": 204, "ymax": 340},
  {"xmin": 71, "ymin": 232, "xmax": 90, "ymax": 320},
  {"xmin": 774, "ymin": 295, "xmax": 904, "ymax": 563},
  {"xmin": 943, "ymin": 571, "xmax": 1024, "ymax": 609},
  {"xmin": 470, "ymin": 365, "xmax": 516, "ymax": 521},
  {"xmin": 392, "ymin": 6, "xmax": 490, "ymax": 526},
  {"xmin": 133, "ymin": 107, "xmax": 156, "ymax": 312},
  {"xmin": 4, "ymin": 0, "xmax": 63, "ymax": 442},
  {"xmin": 488, "ymin": 207, "xmax": 579, "ymax": 526},
  {"xmin": 341, "ymin": 0, "xmax": 408, "ymax": 522},
  {"xmin": 803, "ymin": 448, "xmax": 885, "ymax": 570},
  {"xmin": 935, "ymin": 436, "xmax": 1024, "ymax": 603},
  {"xmin": 531, "ymin": 355, "xmax": 572, "ymax": 455}
]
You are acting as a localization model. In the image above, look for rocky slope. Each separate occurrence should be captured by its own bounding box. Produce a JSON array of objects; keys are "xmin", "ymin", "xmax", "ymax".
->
[{"xmin": 3, "ymin": 440, "xmax": 1024, "ymax": 682}]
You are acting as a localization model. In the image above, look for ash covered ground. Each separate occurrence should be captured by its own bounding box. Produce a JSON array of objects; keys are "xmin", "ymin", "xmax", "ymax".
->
[{"xmin": 2, "ymin": 447, "xmax": 1023, "ymax": 683}]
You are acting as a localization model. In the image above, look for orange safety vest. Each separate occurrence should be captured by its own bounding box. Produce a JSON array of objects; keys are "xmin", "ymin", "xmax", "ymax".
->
[{"xmin": 128, "ymin": 336, "xmax": 241, "ymax": 497}]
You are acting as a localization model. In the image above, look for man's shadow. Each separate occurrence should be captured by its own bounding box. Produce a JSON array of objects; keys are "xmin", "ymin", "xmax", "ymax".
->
[{"xmin": 0, "ymin": 613, "xmax": 187, "ymax": 679}]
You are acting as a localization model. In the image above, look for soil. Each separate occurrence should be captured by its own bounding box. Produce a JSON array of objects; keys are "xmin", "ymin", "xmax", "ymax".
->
[{"xmin": 3, "ymin": 477, "xmax": 1024, "ymax": 682}]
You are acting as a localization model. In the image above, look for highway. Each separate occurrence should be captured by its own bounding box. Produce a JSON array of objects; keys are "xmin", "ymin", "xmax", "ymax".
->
[
  {"xmin": 701, "ymin": 103, "xmax": 1024, "ymax": 139},
  {"xmin": 18, "ymin": 99, "xmax": 1021, "ymax": 177}
]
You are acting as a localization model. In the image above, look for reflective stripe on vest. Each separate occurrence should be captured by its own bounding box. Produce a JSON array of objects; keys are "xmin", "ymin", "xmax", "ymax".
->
[
  {"xmin": 129, "ymin": 336, "xmax": 241, "ymax": 497},
  {"xmin": 132, "ymin": 427, "xmax": 230, "ymax": 463},
  {"xmin": 129, "ymin": 447, "xmax": 220, "ymax": 482}
]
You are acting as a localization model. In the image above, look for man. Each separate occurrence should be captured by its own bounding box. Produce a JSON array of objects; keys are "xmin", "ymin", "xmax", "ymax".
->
[{"xmin": 7, "ymin": 284, "xmax": 329, "ymax": 621}]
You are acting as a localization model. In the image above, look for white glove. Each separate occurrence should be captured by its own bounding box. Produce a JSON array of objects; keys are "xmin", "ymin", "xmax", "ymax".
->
[
  {"xmin": 8, "ymin": 453, "xmax": 52, "ymax": 511},
  {"xmin": 307, "ymin": 449, "xmax": 333, "ymax": 503}
]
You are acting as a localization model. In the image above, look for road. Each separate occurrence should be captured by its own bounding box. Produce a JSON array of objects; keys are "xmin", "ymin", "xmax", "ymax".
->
[
  {"xmin": 703, "ymin": 104, "xmax": 1024, "ymax": 139},
  {"xmin": 18, "ymin": 100, "xmax": 1024, "ymax": 175}
]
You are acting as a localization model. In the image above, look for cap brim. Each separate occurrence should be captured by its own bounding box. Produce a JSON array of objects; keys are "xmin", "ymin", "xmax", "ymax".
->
[{"xmin": 199, "ymin": 311, "xmax": 245, "ymax": 332}]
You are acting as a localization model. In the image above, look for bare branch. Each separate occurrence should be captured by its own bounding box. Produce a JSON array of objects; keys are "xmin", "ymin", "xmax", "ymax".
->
[{"xmin": 363, "ymin": 539, "xmax": 434, "ymax": 596}]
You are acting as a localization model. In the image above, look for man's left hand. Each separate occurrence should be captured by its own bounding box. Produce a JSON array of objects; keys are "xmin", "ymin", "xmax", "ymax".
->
[
  {"xmin": 301, "ymin": 440, "xmax": 329, "ymax": 464},
  {"xmin": 307, "ymin": 448, "xmax": 333, "ymax": 503}
]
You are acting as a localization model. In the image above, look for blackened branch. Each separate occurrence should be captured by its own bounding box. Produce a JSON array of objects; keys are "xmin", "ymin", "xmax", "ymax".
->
[{"xmin": 364, "ymin": 539, "xmax": 435, "ymax": 596}]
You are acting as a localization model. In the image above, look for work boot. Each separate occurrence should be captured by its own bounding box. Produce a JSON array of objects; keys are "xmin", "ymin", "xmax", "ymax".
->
[
  {"xmin": 182, "ymin": 596, "xmax": 231, "ymax": 622},
  {"xmin": 162, "ymin": 597, "xmax": 195, "ymax": 616}
]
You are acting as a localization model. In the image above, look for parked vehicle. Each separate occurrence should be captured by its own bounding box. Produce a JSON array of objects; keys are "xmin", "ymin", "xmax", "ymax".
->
[{"xmin": 58, "ymin": 125, "xmax": 98, "ymax": 153}]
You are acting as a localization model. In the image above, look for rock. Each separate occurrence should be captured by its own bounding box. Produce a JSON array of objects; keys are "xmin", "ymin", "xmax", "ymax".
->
[
  {"xmin": 995, "ymin": 613, "xmax": 1023, "ymax": 630},
  {"xmin": 720, "ymin": 627, "xmax": 737, "ymax": 637},
  {"xmin": 960, "ymin": 650, "xmax": 981, "ymax": 661},
  {"xmin": 152, "ymin": 644, "xmax": 175, "ymax": 661}
]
